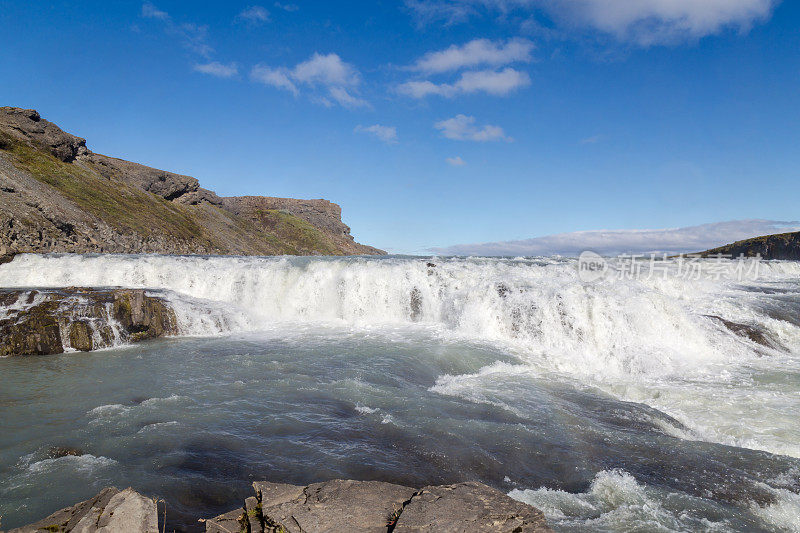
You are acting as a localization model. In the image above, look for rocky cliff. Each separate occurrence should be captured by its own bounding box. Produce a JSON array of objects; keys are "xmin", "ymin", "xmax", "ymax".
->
[
  {"xmin": 0, "ymin": 107, "xmax": 384, "ymax": 257},
  {"xmin": 698, "ymin": 231, "xmax": 800, "ymax": 260}
]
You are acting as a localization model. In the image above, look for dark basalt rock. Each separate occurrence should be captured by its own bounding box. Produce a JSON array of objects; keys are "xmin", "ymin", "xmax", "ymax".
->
[
  {"xmin": 0, "ymin": 288, "xmax": 178, "ymax": 356},
  {"xmin": 705, "ymin": 315, "xmax": 775, "ymax": 348},
  {"xmin": 0, "ymin": 300, "xmax": 64, "ymax": 357},
  {"xmin": 47, "ymin": 446, "xmax": 84, "ymax": 459}
]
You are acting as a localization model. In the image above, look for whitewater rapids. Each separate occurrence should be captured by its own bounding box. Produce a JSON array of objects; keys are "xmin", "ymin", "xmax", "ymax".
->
[{"xmin": 2, "ymin": 253, "xmax": 800, "ymax": 531}]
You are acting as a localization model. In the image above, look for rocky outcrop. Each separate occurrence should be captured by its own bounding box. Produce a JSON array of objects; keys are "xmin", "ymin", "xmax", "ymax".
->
[
  {"xmin": 698, "ymin": 231, "xmax": 800, "ymax": 260},
  {"xmin": 205, "ymin": 480, "xmax": 551, "ymax": 533},
  {"xmin": 223, "ymin": 196, "xmax": 384, "ymax": 256},
  {"xmin": 0, "ymin": 288, "xmax": 178, "ymax": 356},
  {"xmin": 12, "ymin": 481, "xmax": 550, "ymax": 532},
  {"xmin": 8, "ymin": 487, "xmax": 158, "ymax": 533},
  {"xmin": 0, "ymin": 106, "xmax": 384, "ymax": 257},
  {"xmin": 0, "ymin": 107, "xmax": 89, "ymax": 163}
]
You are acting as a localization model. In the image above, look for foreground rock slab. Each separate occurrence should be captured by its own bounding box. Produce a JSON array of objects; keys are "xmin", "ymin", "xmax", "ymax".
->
[
  {"xmin": 204, "ymin": 479, "xmax": 550, "ymax": 533},
  {"xmin": 393, "ymin": 482, "xmax": 548, "ymax": 532},
  {"xmin": 8, "ymin": 487, "xmax": 158, "ymax": 533}
]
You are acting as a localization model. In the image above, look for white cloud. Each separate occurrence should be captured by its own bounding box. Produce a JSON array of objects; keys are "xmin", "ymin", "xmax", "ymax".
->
[
  {"xmin": 274, "ymin": 2, "xmax": 299, "ymax": 11},
  {"xmin": 237, "ymin": 5, "xmax": 270, "ymax": 24},
  {"xmin": 399, "ymin": 38, "xmax": 532, "ymax": 99},
  {"xmin": 250, "ymin": 65, "xmax": 298, "ymax": 95},
  {"xmin": 580, "ymin": 135, "xmax": 601, "ymax": 144},
  {"xmin": 431, "ymin": 220, "xmax": 800, "ymax": 257},
  {"xmin": 411, "ymin": 38, "xmax": 534, "ymax": 73},
  {"xmin": 292, "ymin": 53, "xmax": 360, "ymax": 86},
  {"xmin": 355, "ymin": 124, "xmax": 399, "ymax": 144},
  {"xmin": 435, "ymin": 114, "xmax": 511, "ymax": 142},
  {"xmin": 455, "ymin": 68, "xmax": 530, "ymax": 95},
  {"xmin": 446, "ymin": 156, "xmax": 466, "ymax": 166},
  {"xmin": 193, "ymin": 61, "xmax": 238, "ymax": 78},
  {"xmin": 250, "ymin": 53, "xmax": 365, "ymax": 107},
  {"xmin": 406, "ymin": 0, "xmax": 777, "ymax": 45},
  {"xmin": 398, "ymin": 68, "xmax": 529, "ymax": 98}
]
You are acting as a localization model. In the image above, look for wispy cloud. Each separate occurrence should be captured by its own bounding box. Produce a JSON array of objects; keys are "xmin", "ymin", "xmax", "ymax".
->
[
  {"xmin": 140, "ymin": 3, "xmax": 214, "ymax": 57},
  {"xmin": 250, "ymin": 53, "xmax": 367, "ymax": 108},
  {"xmin": 355, "ymin": 124, "xmax": 399, "ymax": 144},
  {"xmin": 406, "ymin": 0, "xmax": 778, "ymax": 45},
  {"xmin": 410, "ymin": 38, "xmax": 534, "ymax": 73},
  {"xmin": 274, "ymin": 2, "xmax": 299, "ymax": 12},
  {"xmin": 236, "ymin": 5, "xmax": 270, "ymax": 25},
  {"xmin": 142, "ymin": 2, "xmax": 169, "ymax": 20},
  {"xmin": 580, "ymin": 135, "xmax": 602, "ymax": 145},
  {"xmin": 431, "ymin": 220, "xmax": 800, "ymax": 257},
  {"xmin": 446, "ymin": 156, "xmax": 466, "ymax": 166},
  {"xmin": 327, "ymin": 87, "xmax": 369, "ymax": 109},
  {"xmin": 193, "ymin": 61, "xmax": 238, "ymax": 78},
  {"xmin": 250, "ymin": 65, "xmax": 298, "ymax": 95},
  {"xmin": 398, "ymin": 68, "xmax": 530, "ymax": 98},
  {"xmin": 435, "ymin": 114, "xmax": 511, "ymax": 142}
]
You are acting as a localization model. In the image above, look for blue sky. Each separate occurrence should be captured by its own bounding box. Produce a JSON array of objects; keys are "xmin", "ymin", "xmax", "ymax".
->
[{"xmin": 1, "ymin": 0, "xmax": 798, "ymax": 254}]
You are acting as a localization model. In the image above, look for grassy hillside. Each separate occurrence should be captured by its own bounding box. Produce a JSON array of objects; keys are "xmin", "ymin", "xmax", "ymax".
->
[{"xmin": 1, "ymin": 131, "xmax": 345, "ymax": 255}]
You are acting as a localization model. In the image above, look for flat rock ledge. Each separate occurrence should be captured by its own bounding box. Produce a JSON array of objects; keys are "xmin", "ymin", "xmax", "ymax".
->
[
  {"xmin": 7, "ymin": 487, "xmax": 158, "ymax": 533},
  {"xmin": 205, "ymin": 479, "xmax": 551, "ymax": 533},
  {"xmin": 0, "ymin": 287, "xmax": 177, "ymax": 356},
  {"xmin": 6, "ymin": 481, "xmax": 550, "ymax": 533}
]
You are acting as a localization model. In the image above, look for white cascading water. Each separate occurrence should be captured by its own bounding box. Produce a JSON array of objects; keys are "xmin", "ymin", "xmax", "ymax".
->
[{"xmin": 2, "ymin": 253, "xmax": 800, "ymax": 459}]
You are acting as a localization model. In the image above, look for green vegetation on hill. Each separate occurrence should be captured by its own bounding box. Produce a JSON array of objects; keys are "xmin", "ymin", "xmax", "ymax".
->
[
  {"xmin": 5, "ymin": 131, "xmax": 207, "ymax": 241},
  {"xmin": 1, "ymin": 130, "xmax": 359, "ymax": 255},
  {"xmin": 254, "ymin": 209, "xmax": 342, "ymax": 255}
]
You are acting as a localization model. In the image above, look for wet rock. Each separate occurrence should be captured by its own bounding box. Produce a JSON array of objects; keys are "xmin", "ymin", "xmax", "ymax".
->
[
  {"xmin": 9, "ymin": 487, "xmax": 157, "ymax": 533},
  {"xmin": 112, "ymin": 289, "xmax": 178, "ymax": 342},
  {"xmin": 69, "ymin": 320, "xmax": 94, "ymax": 351},
  {"xmin": 47, "ymin": 446, "xmax": 84, "ymax": 459},
  {"xmin": 705, "ymin": 315, "xmax": 774, "ymax": 348},
  {"xmin": 0, "ymin": 300, "xmax": 63, "ymax": 357},
  {"xmin": 394, "ymin": 481, "xmax": 550, "ymax": 532},
  {"xmin": 410, "ymin": 288, "xmax": 423, "ymax": 321},
  {"xmin": 0, "ymin": 288, "xmax": 178, "ymax": 356}
]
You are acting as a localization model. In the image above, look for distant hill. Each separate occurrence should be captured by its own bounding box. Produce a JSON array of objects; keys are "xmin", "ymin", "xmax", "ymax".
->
[
  {"xmin": 697, "ymin": 231, "xmax": 800, "ymax": 260},
  {"xmin": 0, "ymin": 107, "xmax": 384, "ymax": 257}
]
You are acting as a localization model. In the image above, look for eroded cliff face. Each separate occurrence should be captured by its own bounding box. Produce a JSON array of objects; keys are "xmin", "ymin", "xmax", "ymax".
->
[{"xmin": 0, "ymin": 107, "xmax": 384, "ymax": 257}]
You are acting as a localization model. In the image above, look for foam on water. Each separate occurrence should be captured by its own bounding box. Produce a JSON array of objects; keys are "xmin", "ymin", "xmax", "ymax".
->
[
  {"xmin": 2, "ymin": 254, "xmax": 800, "ymax": 458},
  {"xmin": 510, "ymin": 470, "xmax": 733, "ymax": 532}
]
